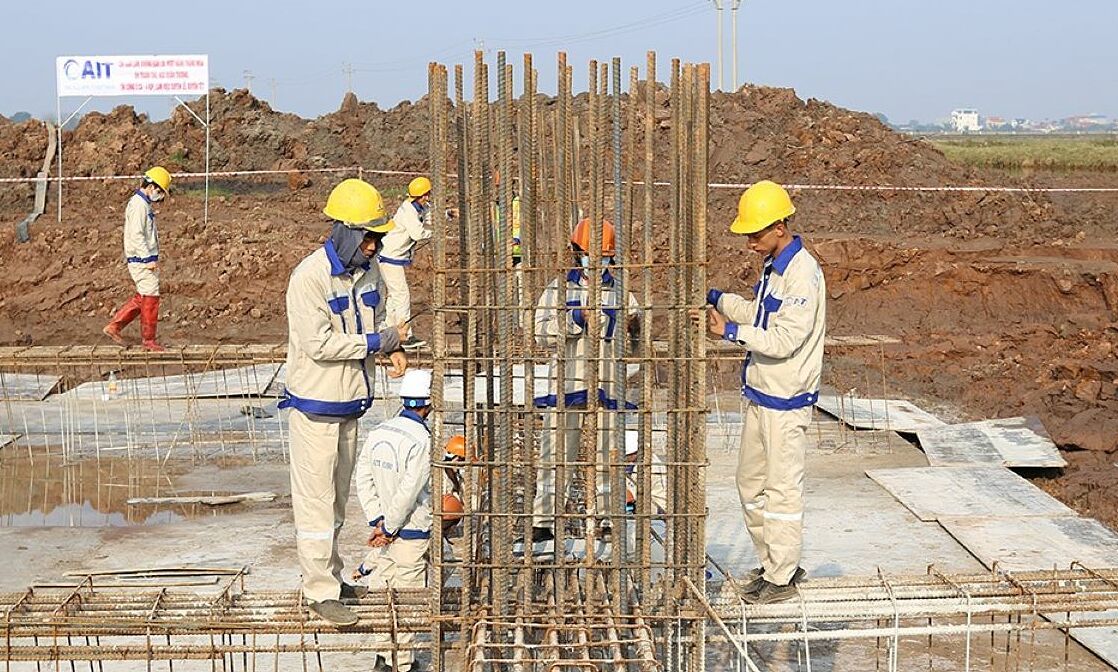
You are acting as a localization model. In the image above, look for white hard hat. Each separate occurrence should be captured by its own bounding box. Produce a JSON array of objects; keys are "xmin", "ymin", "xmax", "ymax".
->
[
  {"xmin": 625, "ymin": 429, "xmax": 639, "ymax": 456},
  {"xmin": 399, "ymin": 369, "xmax": 432, "ymax": 408}
]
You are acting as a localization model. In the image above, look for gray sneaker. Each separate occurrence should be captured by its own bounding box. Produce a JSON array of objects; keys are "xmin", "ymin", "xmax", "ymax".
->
[
  {"xmin": 309, "ymin": 599, "xmax": 359, "ymax": 626},
  {"xmin": 741, "ymin": 566, "xmax": 804, "ymax": 597}
]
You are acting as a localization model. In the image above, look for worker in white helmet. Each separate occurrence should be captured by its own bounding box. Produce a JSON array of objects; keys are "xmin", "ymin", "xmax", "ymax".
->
[
  {"xmin": 378, "ymin": 176, "xmax": 433, "ymax": 350},
  {"xmin": 102, "ymin": 166, "xmax": 172, "ymax": 351},
  {"xmin": 354, "ymin": 369, "xmax": 434, "ymax": 672},
  {"xmin": 702, "ymin": 180, "xmax": 826, "ymax": 605},
  {"xmin": 623, "ymin": 430, "xmax": 667, "ymax": 515},
  {"xmin": 281, "ymin": 178, "xmax": 409, "ymax": 627}
]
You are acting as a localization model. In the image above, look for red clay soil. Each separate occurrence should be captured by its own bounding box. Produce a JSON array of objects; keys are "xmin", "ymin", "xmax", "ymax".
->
[{"xmin": 1, "ymin": 87, "xmax": 1116, "ymax": 530}]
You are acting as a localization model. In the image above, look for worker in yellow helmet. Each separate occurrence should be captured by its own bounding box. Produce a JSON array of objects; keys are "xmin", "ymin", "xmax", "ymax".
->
[
  {"xmin": 378, "ymin": 176, "xmax": 433, "ymax": 350},
  {"xmin": 102, "ymin": 166, "xmax": 172, "ymax": 351},
  {"xmin": 700, "ymin": 180, "xmax": 825, "ymax": 605},
  {"xmin": 281, "ymin": 178, "xmax": 410, "ymax": 627}
]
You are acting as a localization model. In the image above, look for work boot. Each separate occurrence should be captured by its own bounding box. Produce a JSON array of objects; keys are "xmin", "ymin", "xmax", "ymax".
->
[
  {"xmin": 139, "ymin": 295, "xmax": 166, "ymax": 352},
  {"xmin": 340, "ymin": 582, "xmax": 368, "ymax": 601},
  {"xmin": 401, "ymin": 335, "xmax": 427, "ymax": 351},
  {"xmin": 102, "ymin": 294, "xmax": 142, "ymax": 344},
  {"xmin": 744, "ymin": 568, "xmax": 807, "ymax": 605},
  {"xmin": 741, "ymin": 566, "xmax": 804, "ymax": 598},
  {"xmin": 308, "ymin": 599, "xmax": 359, "ymax": 626}
]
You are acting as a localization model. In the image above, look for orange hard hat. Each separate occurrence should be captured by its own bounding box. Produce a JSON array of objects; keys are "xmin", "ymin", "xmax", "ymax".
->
[
  {"xmin": 571, "ymin": 218, "xmax": 616, "ymax": 256},
  {"xmin": 444, "ymin": 434, "xmax": 466, "ymax": 460},
  {"xmin": 625, "ymin": 488, "xmax": 635, "ymax": 506},
  {"xmin": 442, "ymin": 493, "xmax": 464, "ymax": 522}
]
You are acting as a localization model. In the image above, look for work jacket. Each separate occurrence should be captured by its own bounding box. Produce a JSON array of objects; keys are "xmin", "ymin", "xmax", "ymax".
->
[{"xmin": 355, "ymin": 409, "xmax": 432, "ymax": 539}]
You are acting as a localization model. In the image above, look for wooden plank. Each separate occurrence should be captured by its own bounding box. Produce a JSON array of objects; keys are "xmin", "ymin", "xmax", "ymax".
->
[
  {"xmin": 126, "ymin": 492, "xmax": 276, "ymax": 507},
  {"xmin": 918, "ymin": 416, "xmax": 1066, "ymax": 468},
  {"xmin": 939, "ymin": 516, "xmax": 1118, "ymax": 668},
  {"xmin": 865, "ymin": 466, "xmax": 1077, "ymax": 521},
  {"xmin": 816, "ymin": 394, "xmax": 945, "ymax": 434}
]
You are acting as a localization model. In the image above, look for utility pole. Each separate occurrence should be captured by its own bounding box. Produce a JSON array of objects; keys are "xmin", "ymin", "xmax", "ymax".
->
[
  {"xmin": 243, "ymin": 69, "xmax": 254, "ymax": 94},
  {"xmin": 343, "ymin": 62, "xmax": 354, "ymax": 94},
  {"xmin": 711, "ymin": 0, "xmax": 724, "ymax": 91},
  {"xmin": 731, "ymin": 0, "xmax": 742, "ymax": 90}
]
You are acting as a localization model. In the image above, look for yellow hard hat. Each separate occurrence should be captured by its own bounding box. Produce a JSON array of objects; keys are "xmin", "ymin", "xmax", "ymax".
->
[
  {"xmin": 144, "ymin": 166, "xmax": 172, "ymax": 192},
  {"xmin": 730, "ymin": 180, "xmax": 795, "ymax": 235},
  {"xmin": 323, "ymin": 178, "xmax": 394, "ymax": 232},
  {"xmin": 407, "ymin": 176, "xmax": 432, "ymax": 198}
]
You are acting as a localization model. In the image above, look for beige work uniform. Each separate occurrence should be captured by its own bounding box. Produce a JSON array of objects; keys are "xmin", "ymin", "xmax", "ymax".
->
[
  {"xmin": 123, "ymin": 191, "xmax": 160, "ymax": 296},
  {"xmin": 377, "ymin": 199, "xmax": 431, "ymax": 325},
  {"xmin": 532, "ymin": 270, "xmax": 640, "ymax": 528},
  {"xmin": 715, "ymin": 236, "xmax": 825, "ymax": 586}
]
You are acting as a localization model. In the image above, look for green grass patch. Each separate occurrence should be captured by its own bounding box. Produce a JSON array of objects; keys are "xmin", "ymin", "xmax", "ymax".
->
[{"xmin": 930, "ymin": 135, "xmax": 1118, "ymax": 172}]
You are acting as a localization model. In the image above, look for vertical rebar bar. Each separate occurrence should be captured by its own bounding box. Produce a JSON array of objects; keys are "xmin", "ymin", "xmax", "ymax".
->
[
  {"xmin": 639, "ymin": 51, "xmax": 656, "ymax": 601},
  {"xmin": 553, "ymin": 52, "xmax": 571, "ymax": 607}
]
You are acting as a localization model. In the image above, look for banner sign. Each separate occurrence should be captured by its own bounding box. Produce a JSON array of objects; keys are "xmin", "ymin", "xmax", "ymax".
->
[{"xmin": 56, "ymin": 54, "xmax": 209, "ymax": 97}]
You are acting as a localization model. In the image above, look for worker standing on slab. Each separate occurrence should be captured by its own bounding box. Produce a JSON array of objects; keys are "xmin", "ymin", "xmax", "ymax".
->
[
  {"xmin": 355, "ymin": 369, "xmax": 434, "ymax": 672},
  {"xmin": 526, "ymin": 218, "xmax": 641, "ymax": 550},
  {"xmin": 281, "ymin": 178, "xmax": 409, "ymax": 627},
  {"xmin": 702, "ymin": 180, "xmax": 826, "ymax": 605},
  {"xmin": 102, "ymin": 166, "xmax": 172, "ymax": 351},
  {"xmin": 378, "ymin": 177, "xmax": 433, "ymax": 350}
]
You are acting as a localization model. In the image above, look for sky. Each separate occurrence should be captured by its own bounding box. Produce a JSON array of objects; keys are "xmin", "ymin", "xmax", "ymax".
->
[{"xmin": 2, "ymin": 0, "xmax": 1115, "ymax": 124}]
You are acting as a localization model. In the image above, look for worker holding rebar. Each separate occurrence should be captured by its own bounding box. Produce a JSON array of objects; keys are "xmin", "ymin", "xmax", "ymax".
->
[
  {"xmin": 281, "ymin": 178, "xmax": 409, "ymax": 627},
  {"xmin": 701, "ymin": 180, "xmax": 826, "ymax": 605},
  {"xmin": 354, "ymin": 369, "xmax": 434, "ymax": 672},
  {"xmin": 525, "ymin": 218, "xmax": 640, "ymax": 551},
  {"xmin": 377, "ymin": 176, "xmax": 433, "ymax": 350},
  {"xmin": 102, "ymin": 166, "xmax": 172, "ymax": 352}
]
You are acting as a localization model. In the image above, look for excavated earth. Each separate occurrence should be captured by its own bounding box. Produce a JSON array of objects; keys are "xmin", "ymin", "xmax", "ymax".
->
[{"xmin": 1, "ymin": 87, "xmax": 1116, "ymax": 530}]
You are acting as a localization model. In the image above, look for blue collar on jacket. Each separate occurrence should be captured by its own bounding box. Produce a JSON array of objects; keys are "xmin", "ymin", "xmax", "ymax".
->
[
  {"xmin": 566, "ymin": 268, "xmax": 615, "ymax": 286},
  {"xmin": 769, "ymin": 235, "xmax": 803, "ymax": 275},
  {"xmin": 135, "ymin": 189, "xmax": 152, "ymax": 204},
  {"xmin": 400, "ymin": 408, "xmax": 430, "ymax": 431},
  {"xmin": 411, "ymin": 199, "xmax": 427, "ymax": 215},
  {"xmin": 324, "ymin": 240, "xmax": 371, "ymax": 277}
]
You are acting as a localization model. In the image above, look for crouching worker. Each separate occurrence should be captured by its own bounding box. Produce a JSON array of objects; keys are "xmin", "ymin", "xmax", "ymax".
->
[
  {"xmin": 623, "ymin": 429, "xmax": 668, "ymax": 515},
  {"xmin": 355, "ymin": 369, "xmax": 434, "ymax": 672}
]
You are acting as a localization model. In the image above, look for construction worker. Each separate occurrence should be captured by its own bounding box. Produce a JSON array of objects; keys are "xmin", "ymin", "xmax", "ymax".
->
[
  {"xmin": 492, "ymin": 171, "xmax": 523, "ymax": 325},
  {"xmin": 623, "ymin": 430, "xmax": 668, "ymax": 515},
  {"xmin": 702, "ymin": 180, "xmax": 826, "ymax": 605},
  {"xmin": 378, "ymin": 176, "xmax": 433, "ymax": 350},
  {"xmin": 355, "ymin": 369, "xmax": 434, "ymax": 672},
  {"xmin": 352, "ymin": 433, "xmax": 465, "ymax": 582},
  {"xmin": 102, "ymin": 166, "xmax": 172, "ymax": 351},
  {"xmin": 281, "ymin": 178, "xmax": 409, "ymax": 626},
  {"xmin": 526, "ymin": 218, "xmax": 641, "ymax": 550}
]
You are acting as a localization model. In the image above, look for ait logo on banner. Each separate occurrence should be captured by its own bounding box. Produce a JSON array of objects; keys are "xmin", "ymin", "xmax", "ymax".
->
[{"xmin": 62, "ymin": 59, "xmax": 113, "ymax": 81}]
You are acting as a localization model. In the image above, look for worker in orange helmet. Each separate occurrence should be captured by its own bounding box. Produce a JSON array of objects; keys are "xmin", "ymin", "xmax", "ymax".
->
[{"xmin": 522, "ymin": 218, "xmax": 641, "ymax": 553}]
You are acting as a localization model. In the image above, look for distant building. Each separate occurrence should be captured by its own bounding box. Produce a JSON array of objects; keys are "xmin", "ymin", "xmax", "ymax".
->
[
  {"xmin": 984, "ymin": 115, "xmax": 1008, "ymax": 130},
  {"xmin": 1065, "ymin": 113, "xmax": 1110, "ymax": 130},
  {"xmin": 951, "ymin": 109, "xmax": 981, "ymax": 133}
]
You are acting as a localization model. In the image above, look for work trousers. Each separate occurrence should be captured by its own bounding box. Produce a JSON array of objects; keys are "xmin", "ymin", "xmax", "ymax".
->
[
  {"xmin": 288, "ymin": 410, "xmax": 359, "ymax": 602},
  {"xmin": 367, "ymin": 537, "xmax": 429, "ymax": 671},
  {"xmin": 736, "ymin": 402, "xmax": 810, "ymax": 586}
]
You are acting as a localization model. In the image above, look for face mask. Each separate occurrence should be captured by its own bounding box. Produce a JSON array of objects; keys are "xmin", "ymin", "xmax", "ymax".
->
[
  {"xmin": 150, "ymin": 191, "xmax": 165, "ymax": 202},
  {"xmin": 579, "ymin": 255, "xmax": 590, "ymax": 269}
]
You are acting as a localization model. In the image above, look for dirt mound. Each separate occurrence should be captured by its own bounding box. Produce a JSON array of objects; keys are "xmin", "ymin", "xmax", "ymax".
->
[{"xmin": 0, "ymin": 85, "xmax": 1091, "ymax": 240}]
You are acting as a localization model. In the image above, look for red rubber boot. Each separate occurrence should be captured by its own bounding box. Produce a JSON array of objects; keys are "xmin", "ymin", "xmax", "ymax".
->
[
  {"xmin": 139, "ymin": 295, "xmax": 166, "ymax": 352},
  {"xmin": 102, "ymin": 294, "xmax": 142, "ymax": 344}
]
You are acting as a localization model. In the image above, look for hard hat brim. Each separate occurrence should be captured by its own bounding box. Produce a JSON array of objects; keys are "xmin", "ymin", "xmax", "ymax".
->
[
  {"xmin": 730, "ymin": 204, "xmax": 796, "ymax": 235},
  {"xmin": 334, "ymin": 215, "xmax": 395, "ymax": 233}
]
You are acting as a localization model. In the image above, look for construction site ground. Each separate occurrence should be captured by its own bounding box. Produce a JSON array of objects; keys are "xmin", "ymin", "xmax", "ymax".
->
[{"xmin": 0, "ymin": 408, "xmax": 1112, "ymax": 670}]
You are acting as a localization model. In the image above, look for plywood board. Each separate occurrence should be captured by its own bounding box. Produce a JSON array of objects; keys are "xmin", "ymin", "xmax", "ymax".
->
[
  {"xmin": 816, "ymin": 394, "xmax": 945, "ymax": 433},
  {"xmin": 940, "ymin": 516, "xmax": 1118, "ymax": 570},
  {"xmin": 62, "ymin": 364, "xmax": 282, "ymax": 401},
  {"xmin": 918, "ymin": 416, "xmax": 1066, "ymax": 468},
  {"xmin": 0, "ymin": 372, "xmax": 61, "ymax": 401},
  {"xmin": 866, "ymin": 466, "xmax": 1076, "ymax": 521},
  {"xmin": 940, "ymin": 516, "xmax": 1118, "ymax": 668}
]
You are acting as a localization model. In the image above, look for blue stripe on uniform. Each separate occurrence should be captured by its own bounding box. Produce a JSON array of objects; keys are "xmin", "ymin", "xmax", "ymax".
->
[
  {"xmin": 376, "ymin": 255, "xmax": 412, "ymax": 266},
  {"xmin": 278, "ymin": 390, "xmax": 369, "ymax": 417},
  {"xmin": 744, "ymin": 385, "xmax": 818, "ymax": 411},
  {"xmin": 126, "ymin": 255, "xmax": 159, "ymax": 264}
]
